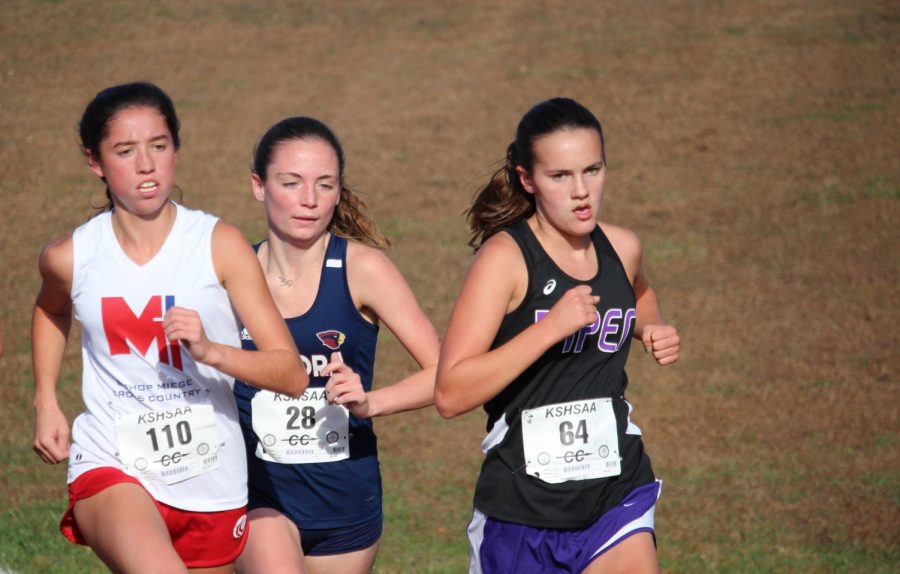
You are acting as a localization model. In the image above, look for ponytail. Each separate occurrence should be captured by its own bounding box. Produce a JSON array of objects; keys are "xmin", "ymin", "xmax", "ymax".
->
[
  {"xmin": 466, "ymin": 142, "xmax": 534, "ymax": 251},
  {"xmin": 331, "ymin": 185, "xmax": 390, "ymax": 249}
]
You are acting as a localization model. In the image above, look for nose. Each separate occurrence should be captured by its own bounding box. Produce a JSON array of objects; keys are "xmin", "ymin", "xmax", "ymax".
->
[
  {"xmin": 136, "ymin": 146, "xmax": 155, "ymax": 174},
  {"xmin": 299, "ymin": 183, "xmax": 317, "ymax": 207},
  {"xmin": 571, "ymin": 175, "xmax": 589, "ymax": 199}
]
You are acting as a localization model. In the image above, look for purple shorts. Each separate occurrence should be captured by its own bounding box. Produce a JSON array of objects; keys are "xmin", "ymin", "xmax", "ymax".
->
[{"xmin": 468, "ymin": 480, "xmax": 661, "ymax": 574}]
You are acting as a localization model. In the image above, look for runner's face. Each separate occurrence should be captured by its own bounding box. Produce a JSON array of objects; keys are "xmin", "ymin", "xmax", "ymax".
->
[
  {"xmin": 88, "ymin": 106, "xmax": 177, "ymax": 216},
  {"xmin": 518, "ymin": 127, "xmax": 606, "ymax": 239},
  {"xmin": 253, "ymin": 137, "xmax": 341, "ymax": 245}
]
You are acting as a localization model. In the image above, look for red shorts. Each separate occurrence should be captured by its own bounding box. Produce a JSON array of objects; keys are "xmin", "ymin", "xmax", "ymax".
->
[{"xmin": 61, "ymin": 467, "xmax": 248, "ymax": 568}]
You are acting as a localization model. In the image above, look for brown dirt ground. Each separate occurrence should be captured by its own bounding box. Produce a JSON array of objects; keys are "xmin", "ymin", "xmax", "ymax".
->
[{"xmin": 1, "ymin": 0, "xmax": 897, "ymax": 571}]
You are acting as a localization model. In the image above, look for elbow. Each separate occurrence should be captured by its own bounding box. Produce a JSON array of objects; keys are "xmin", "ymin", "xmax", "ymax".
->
[
  {"xmin": 284, "ymin": 360, "xmax": 309, "ymax": 399},
  {"xmin": 433, "ymin": 387, "xmax": 467, "ymax": 419},
  {"xmin": 434, "ymin": 364, "xmax": 476, "ymax": 419}
]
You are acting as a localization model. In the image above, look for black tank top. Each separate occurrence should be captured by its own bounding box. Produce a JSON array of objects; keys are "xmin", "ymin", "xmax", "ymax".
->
[{"xmin": 473, "ymin": 220, "xmax": 655, "ymax": 529}]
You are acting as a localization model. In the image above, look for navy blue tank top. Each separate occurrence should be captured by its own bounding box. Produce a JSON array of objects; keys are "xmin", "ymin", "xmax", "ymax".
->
[
  {"xmin": 234, "ymin": 235, "xmax": 382, "ymax": 529},
  {"xmin": 473, "ymin": 220, "xmax": 655, "ymax": 529}
]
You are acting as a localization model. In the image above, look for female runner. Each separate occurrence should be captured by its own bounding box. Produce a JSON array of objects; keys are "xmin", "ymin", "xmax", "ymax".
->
[
  {"xmin": 435, "ymin": 97, "xmax": 680, "ymax": 573},
  {"xmin": 31, "ymin": 82, "xmax": 307, "ymax": 574},
  {"xmin": 234, "ymin": 116, "xmax": 440, "ymax": 574}
]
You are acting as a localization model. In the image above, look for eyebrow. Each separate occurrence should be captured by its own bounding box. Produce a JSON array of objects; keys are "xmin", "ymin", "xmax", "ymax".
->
[
  {"xmin": 111, "ymin": 134, "xmax": 170, "ymax": 148},
  {"xmin": 545, "ymin": 162, "xmax": 604, "ymax": 175},
  {"xmin": 276, "ymin": 172, "xmax": 338, "ymax": 181}
]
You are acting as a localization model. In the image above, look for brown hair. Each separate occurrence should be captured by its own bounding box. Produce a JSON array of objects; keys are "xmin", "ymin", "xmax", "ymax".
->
[
  {"xmin": 467, "ymin": 97, "xmax": 605, "ymax": 251},
  {"xmin": 79, "ymin": 82, "xmax": 182, "ymax": 213}
]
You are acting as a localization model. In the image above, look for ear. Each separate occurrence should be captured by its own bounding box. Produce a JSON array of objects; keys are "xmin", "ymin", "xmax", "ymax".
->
[
  {"xmin": 85, "ymin": 149, "xmax": 105, "ymax": 180},
  {"xmin": 515, "ymin": 165, "xmax": 535, "ymax": 195},
  {"xmin": 251, "ymin": 173, "xmax": 266, "ymax": 202}
]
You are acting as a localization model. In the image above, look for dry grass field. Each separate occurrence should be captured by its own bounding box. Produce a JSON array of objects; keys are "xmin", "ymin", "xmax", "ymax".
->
[{"xmin": 1, "ymin": 1, "xmax": 897, "ymax": 572}]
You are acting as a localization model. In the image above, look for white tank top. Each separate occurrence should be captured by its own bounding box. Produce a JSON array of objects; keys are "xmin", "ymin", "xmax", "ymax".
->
[{"xmin": 67, "ymin": 203, "xmax": 246, "ymax": 511}]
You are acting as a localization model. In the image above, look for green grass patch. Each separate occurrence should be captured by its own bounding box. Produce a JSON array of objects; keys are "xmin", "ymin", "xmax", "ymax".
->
[
  {"xmin": 702, "ymin": 382, "xmax": 738, "ymax": 397},
  {"xmin": 866, "ymin": 433, "xmax": 899, "ymax": 452},
  {"xmin": 0, "ymin": 500, "xmax": 106, "ymax": 574},
  {"xmin": 864, "ymin": 176, "xmax": 900, "ymax": 199},
  {"xmin": 861, "ymin": 467, "xmax": 900, "ymax": 492},
  {"xmin": 768, "ymin": 102, "xmax": 885, "ymax": 126},
  {"xmin": 662, "ymin": 536, "xmax": 899, "ymax": 573},
  {"xmin": 377, "ymin": 458, "xmax": 471, "ymax": 572},
  {"xmin": 379, "ymin": 217, "xmax": 427, "ymax": 240},
  {"xmin": 794, "ymin": 176, "xmax": 900, "ymax": 207},
  {"xmin": 646, "ymin": 236, "xmax": 709, "ymax": 263},
  {"xmin": 724, "ymin": 25, "xmax": 749, "ymax": 36}
]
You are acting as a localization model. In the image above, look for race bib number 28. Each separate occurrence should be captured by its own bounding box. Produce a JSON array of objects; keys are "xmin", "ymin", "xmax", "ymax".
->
[
  {"xmin": 251, "ymin": 389, "xmax": 350, "ymax": 464},
  {"xmin": 521, "ymin": 398, "xmax": 621, "ymax": 484},
  {"xmin": 116, "ymin": 404, "xmax": 220, "ymax": 485}
]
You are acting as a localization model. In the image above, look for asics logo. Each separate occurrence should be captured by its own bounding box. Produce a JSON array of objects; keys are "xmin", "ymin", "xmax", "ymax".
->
[{"xmin": 543, "ymin": 279, "xmax": 557, "ymax": 295}]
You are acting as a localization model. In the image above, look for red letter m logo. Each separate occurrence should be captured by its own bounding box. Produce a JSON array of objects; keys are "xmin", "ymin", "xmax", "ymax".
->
[{"xmin": 101, "ymin": 295, "xmax": 183, "ymax": 369}]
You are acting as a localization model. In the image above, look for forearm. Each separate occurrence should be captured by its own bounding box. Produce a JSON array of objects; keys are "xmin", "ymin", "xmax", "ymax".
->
[
  {"xmin": 633, "ymin": 285, "xmax": 664, "ymax": 339},
  {"xmin": 366, "ymin": 365, "xmax": 436, "ymax": 417},
  {"xmin": 204, "ymin": 344, "xmax": 307, "ymax": 397},
  {"xmin": 32, "ymin": 305, "xmax": 71, "ymax": 408}
]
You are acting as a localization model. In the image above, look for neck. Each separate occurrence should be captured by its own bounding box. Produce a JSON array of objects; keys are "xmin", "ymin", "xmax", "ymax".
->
[
  {"xmin": 110, "ymin": 202, "xmax": 177, "ymax": 252},
  {"xmin": 529, "ymin": 214, "xmax": 593, "ymax": 253},
  {"xmin": 260, "ymin": 231, "xmax": 330, "ymax": 287}
]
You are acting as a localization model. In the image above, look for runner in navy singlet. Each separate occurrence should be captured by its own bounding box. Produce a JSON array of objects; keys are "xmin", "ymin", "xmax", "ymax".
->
[
  {"xmin": 435, "ymin": 98, "xmax": 681, "ymax": 574},
  {"xmin": 234, "ymin": 117, "xmax": 440, "ymax": 574}
]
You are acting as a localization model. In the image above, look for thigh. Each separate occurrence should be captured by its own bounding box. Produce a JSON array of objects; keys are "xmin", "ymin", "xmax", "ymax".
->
[
  {"xmin": 73, "ymin": 482, "xmax": 187, "ymax": 574},
  {"xmin": 304, "ymin": 540, "xmax": 380, "ymax": 574},
  {"xmin": 190, "ymin": 566, "xmax": 236, "ymax": 574},
  {"xmin": 236, "ymin": 508, "xmax": 305, "ymax": 574},
  {"xmin": 582, "ymin": 532, "xmax": 659, "ymax": 574}
]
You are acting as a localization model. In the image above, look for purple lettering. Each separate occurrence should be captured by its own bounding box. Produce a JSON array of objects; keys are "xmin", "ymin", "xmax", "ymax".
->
[{"xmin": 598, "ymin": 309, "xmax": 623, "ymax": 352}]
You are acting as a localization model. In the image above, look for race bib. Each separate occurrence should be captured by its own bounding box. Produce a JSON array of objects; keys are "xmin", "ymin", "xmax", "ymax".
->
[
  {"xmin": 251, "ymin": 388, "xmax": 350, "ymax": 464},
  {"xmin": 116, "ymin": 404, "xmax": 220, "ymax": 485},
  {"xmin": 521, "ymin": 398, "xmax": 620, "ymax": 484}
]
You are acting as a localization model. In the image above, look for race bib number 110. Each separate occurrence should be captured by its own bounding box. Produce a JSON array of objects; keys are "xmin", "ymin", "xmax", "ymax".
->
[{"xmin": 116, "ymin": 404, "xmax": 220, "ymax": 485}]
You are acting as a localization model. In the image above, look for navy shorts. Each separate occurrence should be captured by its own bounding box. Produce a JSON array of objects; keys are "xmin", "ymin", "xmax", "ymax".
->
[
  {"xmin": 468, "ymin": 480, "xmax": 661, "ymax": 574},
  {"xmin": 301, "ymin": 513, "xmax": 383, "ymax": 556}
]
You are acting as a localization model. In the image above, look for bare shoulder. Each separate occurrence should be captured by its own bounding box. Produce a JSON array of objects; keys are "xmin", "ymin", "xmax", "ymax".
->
[
  {"xmin": 465, "ymin": 231, "xmax": 527, "ymax": 305},
  {"xmin": 474, "ymin": 230, "xmax": 523, "ymax": 270},
  {"xmin": 599, "ymin": 222, "xmax": 642, "ymax": 280},
  {"xmin": 37, "ymin": 235, "xmax": 74, "ymax": 304},
  {"xmin": 211, "ymin": 219, "xmax": 250, "ymax": 247},
  {"xmin": 211, "ymin": 220, "xmax": 256, "ymax": 284},
  {"xmin": 346, "ymin": 240, "xmax": 395, "ymax": 278},
  {"xmin": 38, "ymin": 235, "xmax": 74, "ymax": 282},
  {"xmin": 600, "ymin": 222, "xmax": 641, "ymax": 251},
  {"xmin": 345, "ymin": 240, "xmax": 411, "ymax": 317}
]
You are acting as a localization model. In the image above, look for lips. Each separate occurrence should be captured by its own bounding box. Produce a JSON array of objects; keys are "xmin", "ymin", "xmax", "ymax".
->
[
  {"xmin": 573, "ymin": 205, "xmax": 593, "ymax": 220},
  {"xmin": 138, "ymin": 181, "xmax": 159, "ymax": 194}
]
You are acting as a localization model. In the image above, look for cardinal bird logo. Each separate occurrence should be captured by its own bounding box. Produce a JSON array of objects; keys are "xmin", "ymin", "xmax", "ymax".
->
[{"xmin": 316, "ymin": 330, "xmax": 346, "ymax": 350}]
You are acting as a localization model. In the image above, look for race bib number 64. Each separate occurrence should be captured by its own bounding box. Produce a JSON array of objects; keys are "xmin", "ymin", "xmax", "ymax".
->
[{"xmin": 521, "ymin": 398, "xmax": 621, "ymax": 484}]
